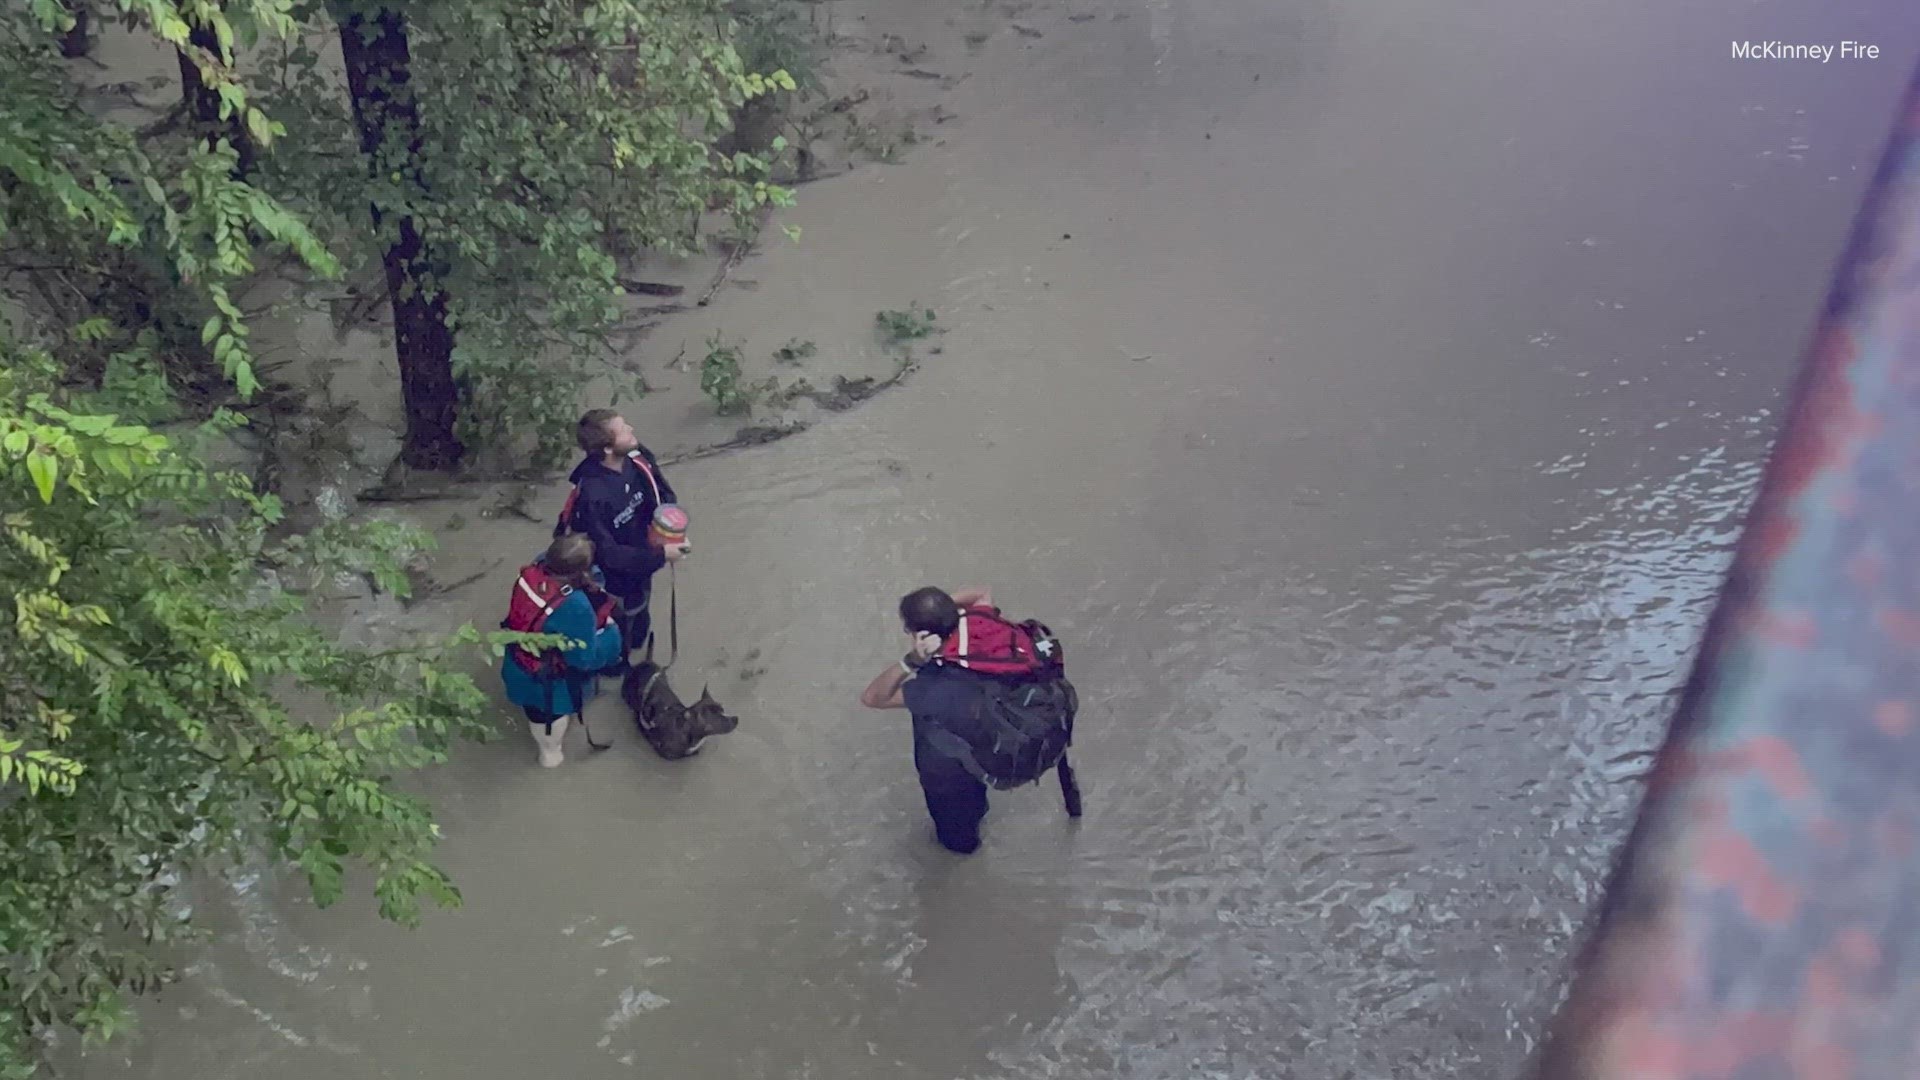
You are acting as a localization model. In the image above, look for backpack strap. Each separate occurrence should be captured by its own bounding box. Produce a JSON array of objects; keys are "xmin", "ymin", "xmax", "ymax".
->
[
  {"xmin": 946, "ymin": 607, "xmax": 982, "ymax": 670},
  {"xmin": 627, "ymin": 449, "xmax": 663, "ymax": 505},
  {"xmin": 516, "ymin": 571, "xmax": 570, "ymax": 630},
  {"xmin": 555, "ymin": 451, "xmax": 661, "ymax": 536},
  {"xmin": 590, "ymin": 589, "xmax": 619, "ymax": 630},
  {"xmin": 940, "ymin": 607, "xmax": 1042, "ymax": 673},
  {"xmin": 536, "ymin": 651, "xmax": 610, "ymax": 750},
  {"xmin": 921, "ymin": 723, "xmax": 997, "ymax": 788},
  {"xmin": 554, "ymin": 487, "xmax": 582, "ymax": 537},
  {"xmin": 1057, "ymin": 755, "xmax": 1083, "ymax": 818},
  {"xmin": 510, "ymin": 570, "xmax": 578, "ymax": 672}
]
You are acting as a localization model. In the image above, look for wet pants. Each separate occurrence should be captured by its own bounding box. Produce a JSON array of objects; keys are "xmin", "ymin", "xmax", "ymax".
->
[
  {"xmin": 617, "ymin": 593, "xmax": 652, "ymax": 662},
  {"xmin": 920, "ymin": 775, "xmax": 989, "ymax": 854}
]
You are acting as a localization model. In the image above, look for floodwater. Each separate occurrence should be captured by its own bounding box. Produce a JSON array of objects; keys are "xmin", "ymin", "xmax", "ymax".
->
[{"xmin": 72, "ymin": 0, "xmax": 1918, "ymax": 1077}]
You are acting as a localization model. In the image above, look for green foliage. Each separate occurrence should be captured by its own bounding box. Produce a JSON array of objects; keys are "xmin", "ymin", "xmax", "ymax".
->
[
  {"xmin": 875, "ymin": 306, "xmax": 938, "ymax": 374},
  {"xmin": 259, "ymin": 0, "xmax": 800, "ymax": 468},
  {"xmin": 844, "ymin": 115, "xmax": 910, "ymax": 162},
  {"xmin": 699, "ymin": 333, "xmax": 751, "ymax": 415},
  {"xmin": 12, "ymin": 0, "xmax": 808, "ymax": 472},
  {"xmin": 725, "ymin": 0, "xmax": 825, "ymax": 166},
  {"xmin": 729, "ymin": 0, "xmax": 827, "ymax": 101},
  {"xmin": 1, "ymin": 2, "xmax": 336, "ymax": 406},
  {"xmin": 0, "ymin": 7, "xmax": 500, "ymax": 1072},
  {"xmin": 876, "ymin": 305, "xmax": 937, "ymax": 349},
  {"xmin": 0, "ymin": 342, "xmax": 502, "ymax": 1077},
  {"xmin": 2, "ymin": 0, "xmax": 824, "ymax": 1060},
  {"xmin": 94, "ymin": 345, "xmax": 183, "ymax": 426}
]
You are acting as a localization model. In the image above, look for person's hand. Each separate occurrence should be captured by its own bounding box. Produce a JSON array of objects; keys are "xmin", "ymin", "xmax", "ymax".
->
[
  {"xmin": 909, "ymin": 630, "xmax": 944, "ymax": 660},
  {"xmin": 663, "ymin": 542, "xmax": 690, "ymax": 563}
]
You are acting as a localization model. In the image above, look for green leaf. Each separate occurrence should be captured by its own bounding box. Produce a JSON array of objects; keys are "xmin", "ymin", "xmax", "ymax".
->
[
  {"xmin": 201, "ymin": 315, "xmax": 221, "ymax": 346},
  {"xmin": 215, "ymin": 82, "xmax": 246, "ymax": 121},
  {"xmin": 77, "ymin": 990, "xmax": 133, "ymax": 1047},
  {"xmin": 28, "ymin": 0, "xmax": 70, "ymax": 34},
  {"xmin": 245, "ymin": 109, "xmax": 273, "ymax": 148},
  {"xmin": 27, "ymin": 449, "xmax": 58, "ymax": 503}
]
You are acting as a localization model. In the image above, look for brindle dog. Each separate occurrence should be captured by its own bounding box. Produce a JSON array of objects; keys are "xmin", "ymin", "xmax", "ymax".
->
[{"xmin": 621, "ymin": 661, "xmax": 739, "ymax": 760}]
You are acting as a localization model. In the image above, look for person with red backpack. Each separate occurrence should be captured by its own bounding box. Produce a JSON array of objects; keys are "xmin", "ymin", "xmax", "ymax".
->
[
  {"xmin": 860, "ymin": 586, "xmax": 1081, "ymax": 854},
  {"xmin": 500, "ymin": 534, "xmax": 626, "ymax": 767},
  {"xmin": 556, "ymin": 409, "xmax": 690, "ymax": 669}
]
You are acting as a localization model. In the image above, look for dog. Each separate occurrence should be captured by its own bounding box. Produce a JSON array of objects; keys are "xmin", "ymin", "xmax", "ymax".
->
[{"xmin": 621, "ymin": 661, "xmax": 739, "ymax": 760}]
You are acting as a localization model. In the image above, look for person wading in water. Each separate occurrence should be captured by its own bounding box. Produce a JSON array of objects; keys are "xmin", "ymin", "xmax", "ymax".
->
[
  {"xmin": 555, "ymin": 409, "xmax": 689, "ymax": 670},
  {"xmin": 862, "ymin": 586, "xmax": 997, "ymax": 852},
  {"xmin": 499, "ymin": 534, "xmax": 625, "ymax": 766}
]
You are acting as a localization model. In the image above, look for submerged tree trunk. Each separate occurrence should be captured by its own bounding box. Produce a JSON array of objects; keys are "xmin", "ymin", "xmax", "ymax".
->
[
  {"xmin": 333, "ymin": 3, "xmax": 464, "ymax": 472},
  {"xmin": 58, "ymin": 4, "xmax": 91, "ymax": 58},
  {"xmin": 175, "ymin": 17, "xmax": 258, "ymax": 176}
]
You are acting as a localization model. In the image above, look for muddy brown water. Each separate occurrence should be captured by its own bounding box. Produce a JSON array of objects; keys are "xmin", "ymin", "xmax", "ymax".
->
[{"xmin": 68, "ymin": 0, "xmax": 1918, "ymax": 1077}]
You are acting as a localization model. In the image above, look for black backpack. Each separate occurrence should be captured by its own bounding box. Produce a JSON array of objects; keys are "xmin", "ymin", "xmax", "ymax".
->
[{"xmin": 924, "ymin": 670, "xmax": 1079, "ymax": 791}]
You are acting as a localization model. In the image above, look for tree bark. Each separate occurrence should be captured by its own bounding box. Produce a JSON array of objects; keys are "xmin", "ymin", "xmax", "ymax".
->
[
  {"xmin": 58, "ymin": 4, "xmax": 91, "ymax": 58},
  {"xmin": 175, "ymin": 14, "xmax": 258, "ymax": 176},
  {"xmin": 333, "ymin": 4, "xmax": 464, "ymax": 472}
]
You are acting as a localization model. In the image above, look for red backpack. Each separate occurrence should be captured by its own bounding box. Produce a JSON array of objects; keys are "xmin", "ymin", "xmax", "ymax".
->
[
  {"xmin": 932, "ymin": 606, "xmax": 1067, "ymax": 680},
  {"xmin": 922, "ymin": 606, "xmax": 1077, "ymax": 792},
  {"xmin": 500, "ymin": 561, "xmax": 619, "ymax": 676},
  {"xmin": 554, "ymin": 449, "xmax": 663, "ymax": 538}
]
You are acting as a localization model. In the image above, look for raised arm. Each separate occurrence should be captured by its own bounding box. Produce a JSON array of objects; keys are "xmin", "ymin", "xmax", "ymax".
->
[
  {"xmin": 949, "ymin": 587, "xmax": 993, "ymax": 609},
  {"xmin": 860, "ymin": 658, "xmax": 914, "ymax": 710}
]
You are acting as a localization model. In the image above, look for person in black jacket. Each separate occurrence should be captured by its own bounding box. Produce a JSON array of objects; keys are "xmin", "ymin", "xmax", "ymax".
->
[
  {"xmin": 860, "ymin": 585, "xmax": 998, "ymax": 854},
  {"xmin": 557, "ymin": 409, "xmax": 689, "ymax": 664}
]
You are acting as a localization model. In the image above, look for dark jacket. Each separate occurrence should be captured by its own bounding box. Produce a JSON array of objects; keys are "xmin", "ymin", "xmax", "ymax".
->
[
  {"xmin": 560, "ymin": 445, "xmax": 679, "ymax": 603},
  {"xmin": 901, "ymin": 663, "xmax": 990, "ymax": 794}
]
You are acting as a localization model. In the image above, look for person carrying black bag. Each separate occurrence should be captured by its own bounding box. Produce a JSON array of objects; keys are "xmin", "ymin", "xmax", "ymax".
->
[{"xmin": 860, "ymin": 585, "xmax": 1081, "ymax": 854}]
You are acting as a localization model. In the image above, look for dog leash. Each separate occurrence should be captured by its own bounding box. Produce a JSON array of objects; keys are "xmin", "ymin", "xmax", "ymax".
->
[
  {"xmin": 634, "ymin": 563, "xmax": 679, "ymax": 712},
  {"xmin": 580, "ymin": 565, "xmax": 680, "ymax": 751},
  {"xmin": 577, "ymin": 671, "xmax": 612, "ymax": 751},
  {"xmin": 646, "ymin": 562, "xmax": 679, "ymax": 671}
]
